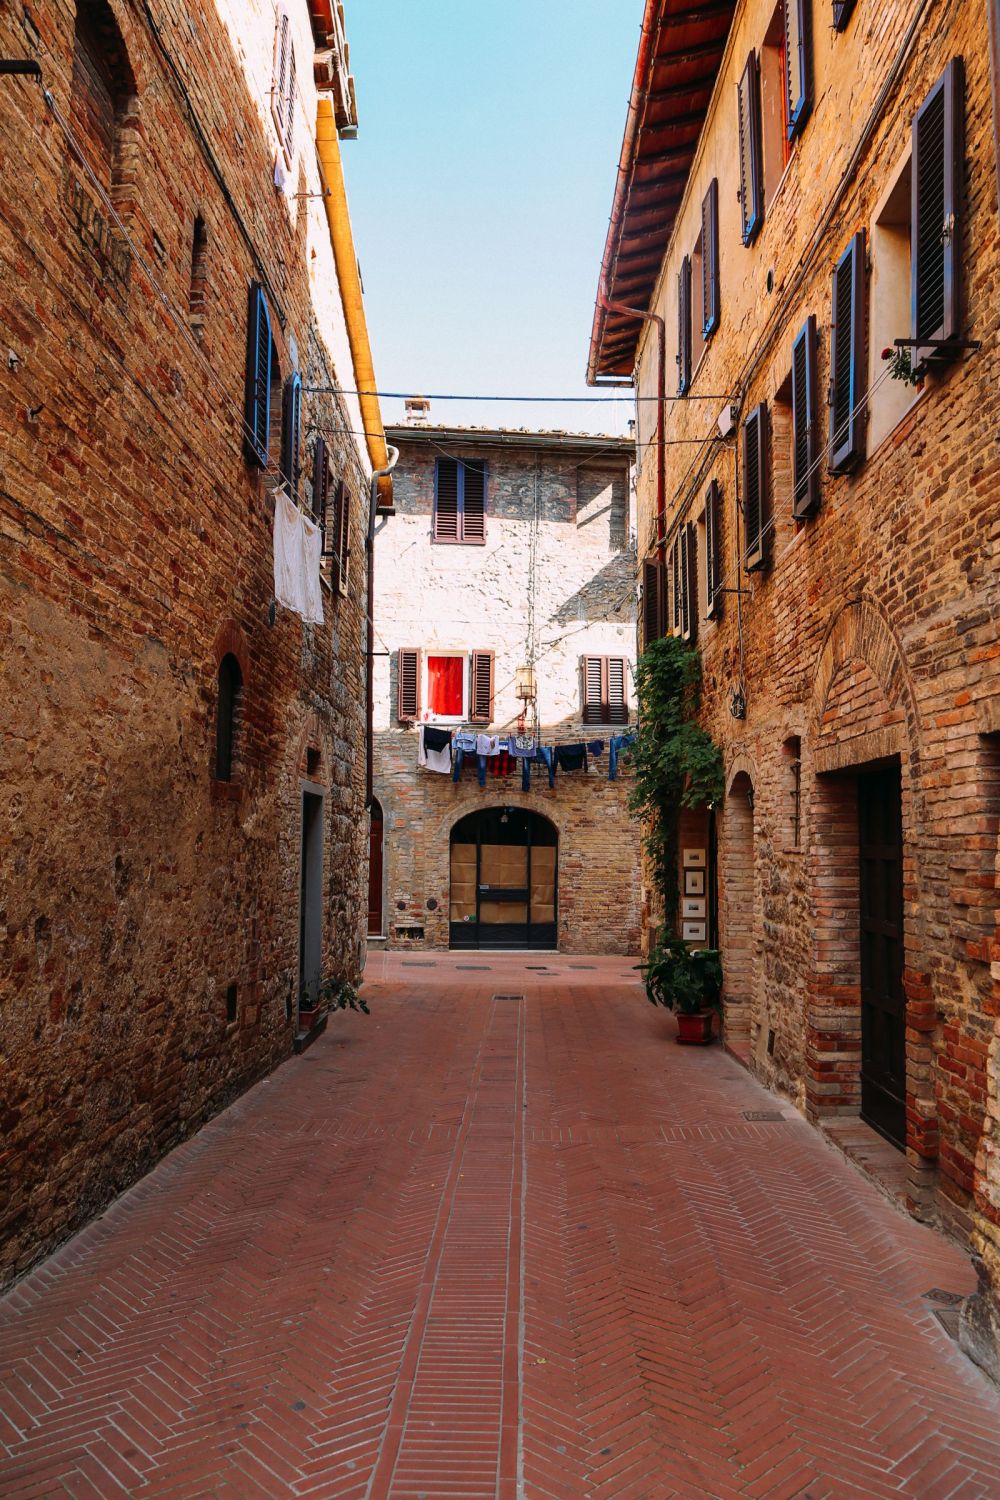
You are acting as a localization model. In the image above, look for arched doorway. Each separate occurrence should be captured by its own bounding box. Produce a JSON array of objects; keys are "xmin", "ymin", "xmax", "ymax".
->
[
  {"xmin": 367, "ymin": 799, "xmax": 384, "ymax": 937},
  {"xmin": 722, "ymin": 770, "xmax": 755, "ymax": 1046},
  {"xmin": 450, "ymin": 808, "xmax": 557, "ymax": 951}
]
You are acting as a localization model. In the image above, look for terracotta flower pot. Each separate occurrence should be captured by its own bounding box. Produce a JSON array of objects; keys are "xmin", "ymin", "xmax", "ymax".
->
[
  {"xmin": 298, "ymin": 1006, "xmax": 322, "ymax": 1033},
  {"xmin": 675, "ymin": 1010, "xmax": 715, "ymax": 1045}
]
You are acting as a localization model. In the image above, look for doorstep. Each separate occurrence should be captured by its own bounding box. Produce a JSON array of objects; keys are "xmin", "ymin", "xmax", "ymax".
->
[
  {"xmin": 294, "ymin": 1012, "xmax": 328, "ymax": 1054},
  {"xmin": 820, "ymin": 1116, "xmax": 908, "ymax": 1210}
]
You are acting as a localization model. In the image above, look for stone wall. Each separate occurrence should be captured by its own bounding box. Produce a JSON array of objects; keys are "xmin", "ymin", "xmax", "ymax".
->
[
  {"xmin": 0, "ymin": 0, "xmax": 373, "ymax": 1285},
  {"xmin": 372, "ymin": 430, "xmax": 642, "ymax": 955},
  {"xmin": 627, "ymin": 0, "xmax": 1000, "ymax": 1263}
]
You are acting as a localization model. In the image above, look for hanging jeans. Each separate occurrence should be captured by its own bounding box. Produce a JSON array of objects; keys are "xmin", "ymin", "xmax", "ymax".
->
[
  {"xmin": 608, "ymin": 733, "xmax": 637, "ymax": 781},
  {"xmin": 522, "ymin": 746, "xmax": 554, "ymax": 791},
  {"xmin": 452, "ymin": 748, "xmax": 489, "ymax": 788}
]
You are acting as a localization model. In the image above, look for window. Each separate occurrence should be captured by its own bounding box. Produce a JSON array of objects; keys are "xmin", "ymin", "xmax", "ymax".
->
[
  {"xmin": 215, "ymin": 653, "xmax": 243, "ymax": 782},
  {"xmin": 677, "ymin": 255, "xmax": 692, "ymax": 395},
  {"xmin": 738, "ymin": 52, "xmax": 764, "ymax": 244},
  {"xmin": 701, "ymin": 180, "xmax": 720, "ymax": 341},
  {"xmin": 677, "ymin": 524, "xmax": 697, "ymax": 644},
  {"xmin": 783, "ymin": 736, "xmax": 802, "ymax": 848},
  {"xmin": 642, "ymin": 557, "xmax": 665, "ymax": 648},
  {"xmin": 271, "ymin": 4, "xmax": 297, "ymax": 167},
  {"xmin": 791, "ymin": 314, "xmax": 819, "ymax": 516},
  {"xmin": 469, "ymin": 651, "xmax": 494, "ymax": 723},
  {"xmin": 226, "ymin": 983, "xmax": 239, "ymax": 1024},
  {"xmin": 582, "ymin": 657, "xmax": 628, "ymax": 725},
  {"xmin": 742, "ymin": 403, "xmax": 769, "ymax": 571},
  {"xmin": 189, "ymin": 215, "xmax": 208, "ymax": 336},
  {"xmin": 434, "ymin": 458, "xmax": 487, "ymax": 543},
  {"xmin": 704, "ymin": 479, "xmax": 723, "ymax": 619},
  {"xmin": 784, "ymin": 0, "xmax": 812, "ymax": 142},
  {"xmin": 281, "ymin": 373, "xmax": 302, "ymax": 498},
  {"xmin": 397, "ymin": 648, "xmax": 421, "ymax": 721},
  {"xmin": 243, "ymin": 282, "xmax": 271, "ymax": 467},
  {"xmin": 833, "ymin": 0, "xmax": 856, "ymax": 32},
  {"xmin": 912, "ymin": 59, "xmax": 964, "ymax": 369},
  {"xmin": 761, "ymin": 5, "xmax": 791, "ymax": 205},
  {"xmin": 869, "ymin": 160, "xmax": 917, "ymax": 451},
  {"xmin": 829, "ymin": 231, "xmax": 867, "ymax": 473},
  {"xmin": 427, "ymin": 654, "xmax": 465, "ymax": 718},
  {"xmin": 72, "ymin": 0, "xmax": 135, "ymax": 192}
]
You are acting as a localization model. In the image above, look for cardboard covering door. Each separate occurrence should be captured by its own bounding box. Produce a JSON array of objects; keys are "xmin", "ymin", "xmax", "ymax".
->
[{"xmin": 449, "ymin": 808, "xmax": 557, "ymax": 950}]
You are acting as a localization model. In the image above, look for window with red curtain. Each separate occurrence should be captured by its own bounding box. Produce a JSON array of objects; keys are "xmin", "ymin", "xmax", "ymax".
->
[{"xmin": 427, "ymin": 654, "xmax": 464, "ymax": 716}]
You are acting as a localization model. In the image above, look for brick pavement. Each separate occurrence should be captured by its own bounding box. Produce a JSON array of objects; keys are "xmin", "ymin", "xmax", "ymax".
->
[{"xmin": 2, "ymin": 953, "xmax": 999, "ymax": 1498}]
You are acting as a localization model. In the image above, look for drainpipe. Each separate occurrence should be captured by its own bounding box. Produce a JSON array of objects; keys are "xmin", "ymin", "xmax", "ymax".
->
[
  {"xmin": 600, "ymin": 295, "xmax": 666, "ymax": 563},
  {"xmin": 366, "ymin": 446, "xmax": 398, "ymax": 809}
]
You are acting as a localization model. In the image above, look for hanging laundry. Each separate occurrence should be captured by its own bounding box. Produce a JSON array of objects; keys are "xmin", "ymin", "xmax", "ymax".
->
[
  {"xmin": 418, "ymin": 725, "xmax": 452, "ymax": 774},
  {"xmin": 300, "ymin": 512, "xmax": 325, "ymax": 626},
  {"xmin": 554, "ymin": 743, "xmax": 588, "ymax": 774},
  {"xmin": 608, "ymin": 732, "xmax": 637, "ymax": 781},
  {"xmin": 273, "ymin": 489, "xmax": 305, "ymax": 616},
  {"xmin": 586, "ymin": 740, "xmax": 605, "ymax": 758},
  {"xmin": 489, "ymin": 750, "xmax": 514, "ymax": 778},
  {"xmin": 455, "ymin": 732, "xmax": 478, "ymax": 752},
  {"xmin": 510, "ymin": 733, "xmax": 537, "ymax": 759},
  {"xmin": 523, "ymin": 746, "xmax": 555, "ymax": 791},
  {"xmin": 476, "ymin": 733, "xmax": 495, "ymax": 757}
]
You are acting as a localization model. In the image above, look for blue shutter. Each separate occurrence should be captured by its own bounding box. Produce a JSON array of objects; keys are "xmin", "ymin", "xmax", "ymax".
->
[
  {"xmin": 244, "ymin": 282, "xmax": 271, "ymax": 468},
  {"xmin": 281, "ymin": 372, "xmax": 302, "ymax": 497}
]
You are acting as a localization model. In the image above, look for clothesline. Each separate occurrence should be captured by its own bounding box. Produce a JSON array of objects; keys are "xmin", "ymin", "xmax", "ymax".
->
[{"xmin": 416, "ymin": 724, "xmax": 637, "ymax": 787}]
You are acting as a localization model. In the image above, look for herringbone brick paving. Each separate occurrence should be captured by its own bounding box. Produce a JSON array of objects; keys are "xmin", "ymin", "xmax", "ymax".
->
[{"xmin": 2, "ymin": 953, "xmax": 999, "ymax": 1498}]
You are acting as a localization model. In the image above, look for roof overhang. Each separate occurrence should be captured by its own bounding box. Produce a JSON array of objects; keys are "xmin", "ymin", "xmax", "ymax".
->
[
  {"xmin": 587, "ymin": 0, "xmax": 737, "ymax": 383},
  {"xmin": 385, "ymin": 426, "xmax": 636, "ymax": 461}
]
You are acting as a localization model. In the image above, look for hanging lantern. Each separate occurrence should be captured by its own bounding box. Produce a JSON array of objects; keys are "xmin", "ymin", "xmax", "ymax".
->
[{"xmin": 515, "ymin": 665, "xmax": 537, "ymax": 701}]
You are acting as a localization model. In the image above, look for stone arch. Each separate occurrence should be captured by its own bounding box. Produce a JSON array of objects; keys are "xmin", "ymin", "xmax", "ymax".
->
[
  {"xmin": 812, "ymin": 596, "xmax": 922, "ymax": 767},
  {"xmin": 719, "ymin": 750, "xmax": 758, "ymax": 1050}
]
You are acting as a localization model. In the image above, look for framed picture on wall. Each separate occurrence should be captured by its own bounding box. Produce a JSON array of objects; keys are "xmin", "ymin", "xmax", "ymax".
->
[
  {"xmin": 684, "ymin": 869, "xmax": 705, "ymax": 895},
  {"xmin": 682, "ymin": 897, "xmax": 706, "ymax": 919},
  {"xmin": 682, "ymin": 848, "xmax": 707, "ymax": 868},
  {"xmin": 682, "ymin": 921, "xmax": 707, "ymax": 943}
]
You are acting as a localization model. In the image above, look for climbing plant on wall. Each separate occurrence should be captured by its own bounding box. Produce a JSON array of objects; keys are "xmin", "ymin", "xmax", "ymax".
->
[{"xmin": 628, "ymin": 635, "xmax": 724, "ymax": 926}]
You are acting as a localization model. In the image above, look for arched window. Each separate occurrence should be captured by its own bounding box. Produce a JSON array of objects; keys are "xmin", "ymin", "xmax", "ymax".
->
[
  {"xmin": 72, "ymin": 0, "xmax": 136, "ymax": 191},
  {"xmin": 215, "ymin": 653, "xmax": 243, "ymax": 782}
]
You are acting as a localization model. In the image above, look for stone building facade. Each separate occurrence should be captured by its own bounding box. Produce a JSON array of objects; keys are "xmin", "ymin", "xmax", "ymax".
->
[
  {"xmin": 371, "ymin": 419, "xmax": 641, "ymax": 955},
  {"xmin": 0, "ymin": 0, "xmax": 388, "ymax": 1286},
  {"xmin": 590, "ymin": 0, "xmax": 1000, "ymax": 1376}
]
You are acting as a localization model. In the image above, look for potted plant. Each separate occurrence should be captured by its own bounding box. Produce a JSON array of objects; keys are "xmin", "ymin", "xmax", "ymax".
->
[{"xmin": 637, "ymin": 937, "xmax": 722, "ymax": 1045}]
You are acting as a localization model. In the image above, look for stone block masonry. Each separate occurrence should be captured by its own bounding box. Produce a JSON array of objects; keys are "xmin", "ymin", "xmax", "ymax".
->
[{"xmin": 0, "ymin": 1, "xmax": 376, "ymax": 1286}]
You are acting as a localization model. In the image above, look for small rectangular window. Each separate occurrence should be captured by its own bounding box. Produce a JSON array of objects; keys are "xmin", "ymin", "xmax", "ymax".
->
[
  {"xmin": 427, "ymin": 653, "xmax": 465, "ymax": 718},
  {"xmin": 434, "ymin": 458, "xmax": 488, "ymax": 544},
  {"xmin": 582, "ymin": 656, "xmax": 628, "ymax": 725}
]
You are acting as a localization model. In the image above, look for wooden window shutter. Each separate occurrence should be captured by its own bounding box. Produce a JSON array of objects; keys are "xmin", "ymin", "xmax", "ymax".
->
[
  {"xmin": 312, "ymin": 434, "xmax": 330, "ymax": 530},
  {"xmin": 434, "ymin": 458, "xmax": 459, "ymax": 540},
  {"xmin": 791, "ymin": 314, "xmax": 820, "ymax": 517},
  {"xmin": 272, "ymin": 10, "xmax": 289, "ymax": 136},
  {"xmin": 582, "ymin": 655, "xmax": 605, "ymax": 725},
  {"xmin": 828, "ymin": 231, "xmax": 866, "ymax": 473},
  {"xmin": 783, "ymin": 0, "xmax": 812, "ymax": 140},
  {"xmin": 677, "ymin": 255, "xmax": 692, "ymax": 395},
  {"xmin": 461, "ymin": 460, "xmax": 487, "ymax": 542},
  {"xmin": 642, "ymin": 557, "xmax": 662, "ymax": 648},
  {"xmin": 281, "ymin": 372, "xmax": 302, "ymax": 497},
  {"xmin": 738, "ymin": 52, "xmax": 764, "ymax": 245},
  {"xmin": 832, "ymin": 0, "xmax": 856, "ymax": 32},
  {"xmin": 670, "ymin": 538, "xmax": 681, "ymax": 631},
  {"xmin": 705, "ymin": 479, "xmax": 723, "ymax": 619},
  {"xmin": 607, "ymin": 657, "xmax": 628, "ymax": 725},
  {"xmin": 743, "ymin": 403, "xmax": 769, "ymax": 571},
  {"xmin": 702, "ymin": 179, "xmax": 720, "ymax": 339},
  {"xmin": 334, "ymin": 480, "xmax": 350, "ymax": 595},
  {"xmin": 680, "ymin": 524, "xmax": 698, "ymax": 644},
  {"xmin": 284, "ymin": 42, "xmax": 297, "ymax": 163},
  {"xmin": 243, "ymin": 282, "xmax": 271, "ymax": 468},
  {"xmin": 912, "ymin": 59, "xmax": 963, "ymax": 367},
  {"xmin": 397, "ymin": 648, "xmax": 421, "ymax": 722},
  {"xmin": 469, "ymin": 650, "xmax": 494, "ymax": 723}
]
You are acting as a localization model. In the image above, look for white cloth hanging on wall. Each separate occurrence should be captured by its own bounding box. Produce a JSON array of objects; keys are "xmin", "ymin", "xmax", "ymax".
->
[
  {"xmin": 301, "ymin": 513, "xmax": 325, "ymax": 626},
  {"xmin": 273, "ymin": 489, "xmax": 305, "ymax": 616}
]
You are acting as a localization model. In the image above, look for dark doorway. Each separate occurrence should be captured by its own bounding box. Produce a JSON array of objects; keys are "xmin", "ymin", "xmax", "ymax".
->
[
  {"xmin": 368, "ymin": 799, "xmax": 384, "ymax": 937},
  {"xmin": 450, "ymin": 808, "xmax": 557, "ymax": 950},
  {"xmin": 299, "ymin": 787, "xmax": 324, "ymax": 1007},
  {"xmin": 858, "ymin": 765, "xmax": 906, "ymax": 1149}
]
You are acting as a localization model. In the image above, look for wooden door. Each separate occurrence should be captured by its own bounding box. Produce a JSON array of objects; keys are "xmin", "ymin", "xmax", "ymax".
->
[
  {"xmin": 858, "ymin": 766, "xmax": 906, "ymax": 1149},
  {"xmin": 367, "ymin": 801, "xmax": 383, "ymax": 936}
]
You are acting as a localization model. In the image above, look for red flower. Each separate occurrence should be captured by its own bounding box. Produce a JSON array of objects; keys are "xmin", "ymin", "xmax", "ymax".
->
[{"xmin": 880, "ymin": 347, "xmax": 893, "ymax": 360}]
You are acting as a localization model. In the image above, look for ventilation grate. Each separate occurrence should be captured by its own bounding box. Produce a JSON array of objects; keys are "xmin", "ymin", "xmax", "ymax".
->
[
  {"xmin": 401, "ymin": 961, "xmax": 436, "ymax": 968},
  {"xmin": 742, "ymin": 1110, "xmax": 786, "ymax": 1122},
  {"xmin": 492, "ymin": 993, "xmax": 525, "ymax": 1002},
  {"xmin": 923, "ymin": 1288, "xmax": 964, "ymax": 1307}
]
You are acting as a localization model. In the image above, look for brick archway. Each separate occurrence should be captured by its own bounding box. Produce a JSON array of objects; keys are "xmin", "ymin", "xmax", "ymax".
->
[
  {"xmin": 720, "ymin": 752, "xmax": 758, "ymax": 1051},
  {"xmin": 808, "ymin": 599, "xmax": 936, "ymax": 1210}
]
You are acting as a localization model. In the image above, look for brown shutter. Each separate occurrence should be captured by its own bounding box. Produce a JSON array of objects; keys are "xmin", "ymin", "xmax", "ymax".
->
[
  {"xmin": 705, "ymin": 479, "xmax": 723, "ymax": 619},
  {"xmin": 284, "ymin": 40, "xmax": 296, "ymax": 162},
  {"xmin": 312, "ymin": 435, "xmax": 329, "ymax": 530},
  {"xmin": 738, "ymin": 52, "xmax": 764, "ymax": 244},
  {"xmin": 828, "ymin": 231, "xmax": 866, "ymax": 473},
  {"xmin": 607, "ymin": 657, "xmax": 628, "ymax": 725},
  {"xmin": 336, "ymin": 480, "xmax": 350, "ymax": 595},
  {"xmin": 461, "ymin": 460, "xmax": 487, "ymax": 542},
  {"xmin": 701, "ymin": 180, "xmax": 720, "ymax": 339},
  {"xmin": 791, "ymin": 314, "xmax": 819, "ymax": 517},
  {"xmin": 671, "ymin": 539, "xmax": 682, "ymax": 630},
  {"xmin": 582, "ymin": 656, "xmax": 605, "ymax": 725},
  {"xmin": 783, "ymin": 0, "xmax": 811, "ymax": 140},
  {"xmin": 642, "ymin": 557, "xmax": 662, "ymax": 648},
  {"xmin": 469, "ymin": 650, "xmax": 494, "ymax": 723},
  {"xmin": 434, "ymin": 458, "xmax": 460, "ymax": 540},
  {"xmin": 681, "ymin": 523, "xmax": 698, "ymax": 645},
  {"xmin": 397, "ymin": 648, "xmax": 421, "ymax": 721},
  {"xmin": 272, "ymin": 10, "xmax": 289, "ymax": 135},
  {"xmin": 832, "ymin": 0, "xmax": 855, "ymax": 31},
  {"xmin": 281, "ymin": 373, "xmax": 301, "ymax": 498},
  {"xmin": 677, "ymin": 255, "xmax": 692, "ymax": 395},
  {"xmin": 912, "ymin": 59, "xmax": 963, "ymax": 367},
  {"xmin": 743, "ymin": 403, "xmax": 769, "ymax": 571}
]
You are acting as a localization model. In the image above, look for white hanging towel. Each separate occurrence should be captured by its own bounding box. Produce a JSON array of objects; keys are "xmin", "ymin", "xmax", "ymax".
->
[
  {"xmin": 301, "ymin": 513, "xmax": 325, "ymax": 626},
  {"xmin": 273, "ymin": 489, "xmax": 305, "ymax": 616},
  {"xmin": 418, "ymin": 726, "xmax": 453, "ymax": 775}
]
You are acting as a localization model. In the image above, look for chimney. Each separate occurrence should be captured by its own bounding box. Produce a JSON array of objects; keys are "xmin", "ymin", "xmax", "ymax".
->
[{"xmin": 404, "ymin": 395, "xmax": 431, "ymax": 426}]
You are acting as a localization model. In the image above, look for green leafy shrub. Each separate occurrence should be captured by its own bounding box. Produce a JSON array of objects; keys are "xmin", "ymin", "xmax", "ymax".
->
[{"xmin": 637, "ymin": 938, "xmax": 722, "ymax": 1014}]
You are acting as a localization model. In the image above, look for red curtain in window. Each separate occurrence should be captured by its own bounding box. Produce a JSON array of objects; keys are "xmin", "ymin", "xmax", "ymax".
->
[{"xmin": 427, "ymin": 655, "xmax": 463, "ymax": 716}]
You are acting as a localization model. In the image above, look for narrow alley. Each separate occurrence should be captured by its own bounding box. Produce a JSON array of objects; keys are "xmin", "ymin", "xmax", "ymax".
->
[{"xmin": 2, "ymin": 957, "xmax": 998, "ymax": 1499}]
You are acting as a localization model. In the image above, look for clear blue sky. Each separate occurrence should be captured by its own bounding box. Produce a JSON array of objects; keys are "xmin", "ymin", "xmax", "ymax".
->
[{"xmin": 340, "ymin": 0, "xmax": 644, "ymax": 436}]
